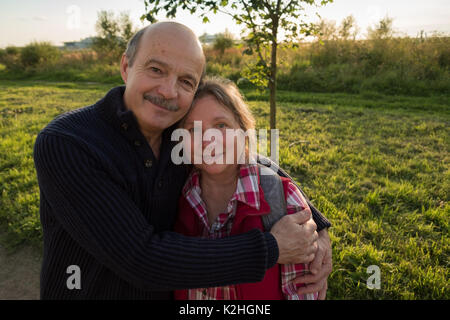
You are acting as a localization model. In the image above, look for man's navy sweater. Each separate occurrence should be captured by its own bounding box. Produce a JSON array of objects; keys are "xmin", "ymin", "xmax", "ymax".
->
[{"xmin": 33, "ymin": 86, "xmax": 330, "ymax": 299}]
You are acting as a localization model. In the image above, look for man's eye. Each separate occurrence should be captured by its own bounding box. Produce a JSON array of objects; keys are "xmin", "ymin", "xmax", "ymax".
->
[
  {"xmin": 150, "ymin": 67, "xmax": 162, "ymax": 73},
  {"xmin": 181, "ymin": 79, "xmax": 193, "ymax": 88}
]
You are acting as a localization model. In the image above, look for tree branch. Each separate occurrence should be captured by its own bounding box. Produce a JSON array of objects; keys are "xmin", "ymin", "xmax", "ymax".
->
[
  {"xmin": 282, "ymin": 0, "xmax": 296, "ymax": 13},
  {"xmin": 241, "ymin": 0, "xmax": 267, "ymax": 66}
]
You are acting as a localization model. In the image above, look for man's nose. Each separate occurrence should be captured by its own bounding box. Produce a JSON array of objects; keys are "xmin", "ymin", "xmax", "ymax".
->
[{"xmin": 157, "ymin": 76, "xmax": 178, "ymax": 100}]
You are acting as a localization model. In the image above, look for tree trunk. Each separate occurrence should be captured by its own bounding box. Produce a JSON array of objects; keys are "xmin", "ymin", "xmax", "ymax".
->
[
  {"xmin": 269, "ymin": 49, "xmax": 277, "ymax": 131},
  {"xmin": 269, "ymin": 24, "xmax": 278, "ymax": 132}
]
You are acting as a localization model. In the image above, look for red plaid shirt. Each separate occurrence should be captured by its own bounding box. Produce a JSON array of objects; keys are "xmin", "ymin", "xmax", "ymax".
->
[{"xmin": 182, "ymin": 163, "xmax": 318, "ymax": 300}]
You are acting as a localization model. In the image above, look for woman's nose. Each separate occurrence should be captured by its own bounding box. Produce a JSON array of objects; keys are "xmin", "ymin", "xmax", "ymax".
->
[
  {"xmin": 202, "ymin": 134, "xmax": 214, "ymax": 149},
  {"xmin": 201, "ymin": 129, "xmax": 224, "ymax": 150}
]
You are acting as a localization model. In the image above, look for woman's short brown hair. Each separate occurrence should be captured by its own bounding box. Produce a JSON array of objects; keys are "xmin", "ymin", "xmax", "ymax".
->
[{"xmin": 185, "ymin": 76, "xmax": 256, "ymax": 131}]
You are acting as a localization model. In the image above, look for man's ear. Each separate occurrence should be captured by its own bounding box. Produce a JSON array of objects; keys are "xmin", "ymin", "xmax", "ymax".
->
[{"xmin": 120, "ymin": 54, "xmax": 129, "ymax": 84}]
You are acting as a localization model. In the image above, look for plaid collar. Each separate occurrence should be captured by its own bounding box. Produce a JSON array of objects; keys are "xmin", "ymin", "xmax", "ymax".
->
[{"xmin": 182, "ymin": 164, "xmax": 262, "ymax": 229}]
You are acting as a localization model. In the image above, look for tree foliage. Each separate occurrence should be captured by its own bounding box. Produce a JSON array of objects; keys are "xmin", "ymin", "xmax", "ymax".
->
[
  {"xmin": 339, "ymin": 15, "xmax": 359, "ymax": 40},
  {"xmin": 367, "ymin": 16, "xmax": 395, "ymax": 40},
  {"xmin": 213, "ymin": 30, "xmax": 234, "ymax": 55},
  {"xmin": 93, "ymin": 11, "xmax": 136, "ymax": 62},
  {"xmin": 316, "ymin": 19, "xmax": 338, "ymax": 41},
  {"xmin": 315, "ymin": 15, "xmax": 359, "ymax": 42},
  {"xmin": 141, "ymin": 0, "xmax": 333, "ymax": 130}
]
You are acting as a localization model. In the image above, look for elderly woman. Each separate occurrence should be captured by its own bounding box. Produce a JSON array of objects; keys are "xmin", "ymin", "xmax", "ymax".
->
[{"xmin": 174, "ymin": 77, "xmax": 318, "ymax": 300}]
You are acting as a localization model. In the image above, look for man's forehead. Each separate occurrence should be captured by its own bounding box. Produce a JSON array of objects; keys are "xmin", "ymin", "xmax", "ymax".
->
[
  {"xmin": 142, "ymin": 22, "xmax": 203, "ymax": 53},
  {"xmin": 145, "ymin": 21, "xmax": 197, "ymax": 39},
  {"xmin": 139, "ymin": 28, "xmax": 204, "ymax": 69}
]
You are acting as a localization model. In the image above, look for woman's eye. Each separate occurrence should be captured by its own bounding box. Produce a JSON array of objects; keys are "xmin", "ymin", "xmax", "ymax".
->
[{"xmin": 216, "ymin": 123, "xmax": 227, "ymax": 129}]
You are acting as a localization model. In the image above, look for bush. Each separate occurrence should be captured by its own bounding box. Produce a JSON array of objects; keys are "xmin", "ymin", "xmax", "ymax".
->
[
  {"xmin": 206, "ymin": 61, "xmax": 241, "ymax": 82},
  {"xmin": 20, "ymin": 42, "xmax": 60, "ymax": 69},
  {"xmin": 0, "ymin": 46, "xmax": 22, "ymax": 71},
  {"xmin": 438, "ymin": 49, "xmax": 450, "ymax": 68},
  {"xmin": 5, "ymin": 46, "xmax": 20, "ymax": 56},
  {"xmin": 0, "ymin": 49, "xmax": 5, "ymax": 63},
  {"xmin": 213, "ymin": 32, "xmax": 234, "ymax": 55}
]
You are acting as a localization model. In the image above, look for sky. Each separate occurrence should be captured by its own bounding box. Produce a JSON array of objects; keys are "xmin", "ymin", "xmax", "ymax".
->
[{"xmin": 0, "ymin": 0, "xmax": 449, "ymax": 48}]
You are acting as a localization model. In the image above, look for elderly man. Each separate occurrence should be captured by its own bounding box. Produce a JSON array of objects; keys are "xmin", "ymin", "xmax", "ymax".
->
[{"xmin": 34, "ymin": 21, "xmax": 331, "ymax": 300}]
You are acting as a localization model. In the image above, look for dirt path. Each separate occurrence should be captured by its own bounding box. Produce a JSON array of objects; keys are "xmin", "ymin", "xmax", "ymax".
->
[{"xmin": 0, "ymin": 241, "xmax": 41, "ymax": 300}]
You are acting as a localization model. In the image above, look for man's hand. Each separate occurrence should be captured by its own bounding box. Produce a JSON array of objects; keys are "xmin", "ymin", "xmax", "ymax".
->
[
  {"xmin": 294, "ymin": 229, "xmax": 332, "ymax": 300},
  {"xmin": 270, "ymin": 209, "xmax": 318, "ymax": 264}
]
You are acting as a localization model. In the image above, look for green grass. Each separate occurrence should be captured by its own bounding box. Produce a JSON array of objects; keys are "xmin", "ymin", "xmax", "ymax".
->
[
  {"xmin": 0, "ymin": 80, "xmax": 113, "ymax": 248},
  {"xmin": 0, "ymin": 80, "xmax": 448, "ymax": 299},
  {"xmin": 0, "ymin": 63, "xmax": 122, "ymax": 84}
]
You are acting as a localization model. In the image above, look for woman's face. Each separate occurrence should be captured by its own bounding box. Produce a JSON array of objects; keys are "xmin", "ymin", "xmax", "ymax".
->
[{"xmin": 182, "ymin": 94, "xmax": 244, "ymax": 176}]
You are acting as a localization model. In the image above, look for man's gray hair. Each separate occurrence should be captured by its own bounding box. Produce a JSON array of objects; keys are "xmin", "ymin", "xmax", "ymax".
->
[{"xmin": 124, "ymin": 26, "xmax": 150, "ymax": 67}]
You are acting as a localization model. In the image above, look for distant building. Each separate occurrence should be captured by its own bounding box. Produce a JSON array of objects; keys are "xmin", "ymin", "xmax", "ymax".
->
[
  {"xmin": 199, "ymin": 33, "xmax": 217, "ymax": 45},
  {"xmin": 63, "ymin": 37, "xmax": 96, "ymax": 50}
]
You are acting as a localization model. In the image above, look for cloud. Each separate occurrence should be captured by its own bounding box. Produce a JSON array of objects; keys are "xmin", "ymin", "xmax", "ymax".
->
[
  {"xmin": 33, "ymin": 16, "xmax": 48, "ymax": 21},
  {"xmin": 16, "ymin": 16, "xmax": 48, "ymax": 22}
]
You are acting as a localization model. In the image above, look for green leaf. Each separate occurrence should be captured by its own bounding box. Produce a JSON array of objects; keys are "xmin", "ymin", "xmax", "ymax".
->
[{"xmin": 243, "ymin": 48, "xmax": 253, "ymax": 55}]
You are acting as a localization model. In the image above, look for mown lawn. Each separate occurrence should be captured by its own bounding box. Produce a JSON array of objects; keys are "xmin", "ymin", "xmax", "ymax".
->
[{"xmin": 0, "ymin": 80, "xmax": 448, "ymax": 299}]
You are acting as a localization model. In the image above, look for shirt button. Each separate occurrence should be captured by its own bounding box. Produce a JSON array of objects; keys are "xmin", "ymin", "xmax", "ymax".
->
[
  {"xmin": 134, "ymin": 140, "xmax": 141, "ymax": 147},
  {"xmin": 157, "ymin": 180, "xmax": 163, "ymax": 188},
  {"xmin": 121, "ymin": 123, "xmax": 129, "ymax": 130},
  {"xmin": 145, "ymin": 159, "xmax": 153, "ymax": 168}
]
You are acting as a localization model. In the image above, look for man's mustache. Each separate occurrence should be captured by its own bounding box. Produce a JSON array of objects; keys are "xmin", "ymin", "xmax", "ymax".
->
[{"xmin": 144, "ymin": 94, "xmax": 180, "ymax": 112}]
